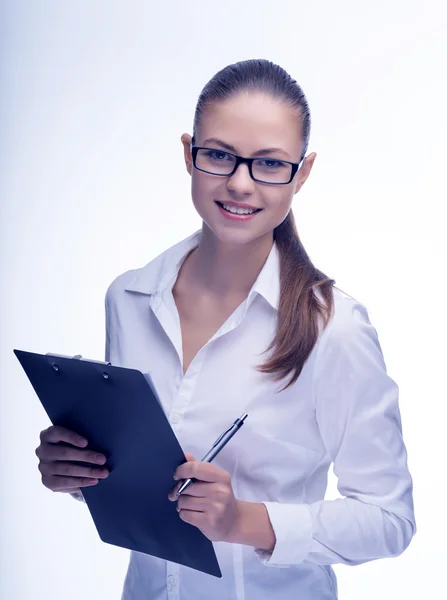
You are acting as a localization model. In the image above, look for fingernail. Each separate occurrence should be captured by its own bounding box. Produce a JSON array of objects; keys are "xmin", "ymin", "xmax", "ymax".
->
[
  {"xmin": 78, "ymin": 437, "xmax": 88, "ymax": 446},
  {"xmin": 94, "ymin": 454, "xmax": 106, "ymax": 464}
]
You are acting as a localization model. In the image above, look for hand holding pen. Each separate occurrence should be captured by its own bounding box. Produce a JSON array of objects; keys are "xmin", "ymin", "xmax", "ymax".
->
[
  {"xmin": 168, "ymin": 413, "xmax": 248, "ymax": 543},
  {"xmin": 176, "ymin": 413, "xmax": 248, "ymax": 496}
]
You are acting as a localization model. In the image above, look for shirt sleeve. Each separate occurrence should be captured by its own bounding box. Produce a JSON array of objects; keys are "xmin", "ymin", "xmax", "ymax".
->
[
  {"xmin": 69, "ymin": 289, "xmax": 111, "ymax": 505},
  {"xmin": 69, "ymin": 490, "xmax": 86, "ymax": 502},
  {"xmin": 255, "ymin": 299, "xmax": 416, "ymax": 567}
]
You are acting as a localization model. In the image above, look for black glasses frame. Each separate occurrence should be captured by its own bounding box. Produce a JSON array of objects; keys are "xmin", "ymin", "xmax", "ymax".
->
[{"xmin": 191, "ymin": 146, "xmax": 304, "ymax": 185}]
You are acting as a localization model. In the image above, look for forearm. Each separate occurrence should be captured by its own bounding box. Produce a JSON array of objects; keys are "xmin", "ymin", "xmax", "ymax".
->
[{"xmin": 227, "ymin": 500, "xmax": 276, "ymax": 551}]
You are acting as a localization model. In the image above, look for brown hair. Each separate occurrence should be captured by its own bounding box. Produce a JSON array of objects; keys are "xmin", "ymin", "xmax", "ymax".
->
[{"xmin": 192, "ymin": 59, "xmax": 336, "ymax": 392}]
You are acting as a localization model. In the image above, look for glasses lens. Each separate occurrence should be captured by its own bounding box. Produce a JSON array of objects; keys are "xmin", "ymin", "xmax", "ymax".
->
[
  {"xmin": 196, "ymin": 149, "xmax": 237, "ymax": 175},
  {"xmin": 252, "ymin": 159, "xmax": 293, "ymax": 184}
]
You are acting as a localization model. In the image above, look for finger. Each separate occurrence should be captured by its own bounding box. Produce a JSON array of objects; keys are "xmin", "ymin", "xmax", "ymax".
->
[
  {"xmin": 177, "ymin": 495, "xmax": 207, "ymax": 512},
  {"xmin": 168, "ymin": 479, "xmax": 204, "ymax": 500},
  {"xmin": 40, "ymin": 426, "xmax": 88, "ymax": 448},
  {"xmin": 172, "ymin": 480, "xmax": 209, "ymax": 498},
  {"xmin": 39, "ymin": 461, "xmax": 109, "ymax": 479},
  {"xmin": 175, "ymin": 461, "xmax": 231, "ymax": 484},
  {"xmin": 178, "ymin": 508, "xmax": 204, "ymax": 528},
  {"xmin": 36, "ymin": 444, "xmax": 107, "ymax": 465},
  {"xmin": 184, "ymin": 452, "xmax": 197, "ymax": 462},
  {"xmin": 42, "ymin": 474, "xmax": 99, "ymax": 491}
]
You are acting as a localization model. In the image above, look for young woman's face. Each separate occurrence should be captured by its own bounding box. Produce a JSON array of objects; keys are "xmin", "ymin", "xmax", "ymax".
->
[{"xmin": 181, "ymin": 91, "xmax": 316, "ymax": 247}]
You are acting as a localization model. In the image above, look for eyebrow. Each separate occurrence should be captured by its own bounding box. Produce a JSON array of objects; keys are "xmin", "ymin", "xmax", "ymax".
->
[{"xmin": 201, "ymin": 138, "xmax": 291, "ymax": 158}]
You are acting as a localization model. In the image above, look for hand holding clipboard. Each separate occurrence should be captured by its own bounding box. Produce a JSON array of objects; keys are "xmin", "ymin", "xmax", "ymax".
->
[{"xmin": 36, "ymin": 425, "xmax": 110, "ymax": 493}]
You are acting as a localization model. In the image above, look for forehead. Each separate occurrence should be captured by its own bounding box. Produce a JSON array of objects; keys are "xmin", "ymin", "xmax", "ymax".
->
[{"xmin": 198, "ymin": 92, "xmax": 303, "ymax": 156}]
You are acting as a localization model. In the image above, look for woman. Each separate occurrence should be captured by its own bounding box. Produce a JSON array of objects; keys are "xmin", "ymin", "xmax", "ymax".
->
[{"xmin": 35, "ymin": 59, "xmax": 416, "ymax": 600}]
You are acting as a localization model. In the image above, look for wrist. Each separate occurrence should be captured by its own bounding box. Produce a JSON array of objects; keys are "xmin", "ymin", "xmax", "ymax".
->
[
  {"xmin": 226, "ymin": 499, "xmax": 246, "ymax": 544},
  {"xmin": 227, "ymin": 500, "xmax": 276, "ymax": 552}
]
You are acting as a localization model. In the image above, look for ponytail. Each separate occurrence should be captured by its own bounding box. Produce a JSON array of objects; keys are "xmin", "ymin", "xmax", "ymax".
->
[{"xmin": 255, "ymin": 210, "xmax": 335, "ymax": 392}]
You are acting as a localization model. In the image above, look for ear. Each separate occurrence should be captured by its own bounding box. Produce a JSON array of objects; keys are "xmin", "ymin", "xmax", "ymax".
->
[
  {"xmin": 181, "ymin": 133, "xmax": 193, "ymax": 176},
  {"xmin": 294, "ymin": 152, "xmax": 317, "ymax": 194}
]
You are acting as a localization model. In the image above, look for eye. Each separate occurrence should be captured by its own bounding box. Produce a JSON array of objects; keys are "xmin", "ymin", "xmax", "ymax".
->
[
  {"xmin": 204, "ymin": 149, "xmax": 232, "ymax": 161},
  {"xmin": 257, "ymin": 159, "xmax": 286, "ymax": 169}
]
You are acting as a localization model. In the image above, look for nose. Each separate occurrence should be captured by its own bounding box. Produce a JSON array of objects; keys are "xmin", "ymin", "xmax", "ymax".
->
[{"xmin": 227, "ymin": 162, "xmax": 255, "ymax": 195}]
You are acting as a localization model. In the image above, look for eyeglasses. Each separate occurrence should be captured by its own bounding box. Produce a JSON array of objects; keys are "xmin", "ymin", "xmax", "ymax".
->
[{"xmin": 191, "ymin": 146, "xmax": 304, "ymax": 185}]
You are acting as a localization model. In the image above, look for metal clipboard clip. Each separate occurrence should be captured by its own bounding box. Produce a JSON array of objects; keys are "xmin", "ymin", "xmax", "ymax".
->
[{"xmin": 46, "ymin": 353, "xmax": 112, "ymax": 366}]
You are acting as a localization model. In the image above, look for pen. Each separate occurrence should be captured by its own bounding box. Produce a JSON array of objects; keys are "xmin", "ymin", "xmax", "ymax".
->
[{"xmin": 176, "ymin": 413, "xmax": 248, "ymax": 496}]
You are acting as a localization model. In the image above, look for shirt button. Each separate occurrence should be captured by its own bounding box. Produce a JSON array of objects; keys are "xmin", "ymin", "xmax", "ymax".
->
[
  {"xmin": 167, "ymin": 574, "xmax": 176, "ymax": 590},
  {"xmin": 170, "ymin": 412, "xmax": 181, "ymax": 424}
]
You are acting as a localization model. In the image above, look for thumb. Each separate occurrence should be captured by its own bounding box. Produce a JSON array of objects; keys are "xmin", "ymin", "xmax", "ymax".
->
[{"xmin": 184, "ymin": 452, "xmax": 197, "ymax": 462}]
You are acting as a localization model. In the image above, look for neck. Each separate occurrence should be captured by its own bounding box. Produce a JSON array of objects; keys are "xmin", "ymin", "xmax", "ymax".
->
[{"xmin": 183, "ymin": 226, "xmax": 274, "ymax": 298}]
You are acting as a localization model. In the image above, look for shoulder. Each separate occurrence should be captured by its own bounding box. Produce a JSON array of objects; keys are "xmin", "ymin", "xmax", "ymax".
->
[
  {"xmin": 105, "ymin": 229, "xmax": 201, "ymax": 304},
  {"xmin": 331, "ymin": 287, "xmax": 372, "ymax": 334},
  {"xmin": 314, "ymin": 286, "xmax": 386, "ymax": 372},
  {"xmin": 315, "ymin": 286, "xmax": 381, "ymax": 355}
]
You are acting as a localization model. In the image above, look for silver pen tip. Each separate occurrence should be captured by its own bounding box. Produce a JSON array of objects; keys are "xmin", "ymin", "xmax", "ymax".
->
[{"xmin": 240, "ymin": 413, "xmax": 248, "ymax": 422}]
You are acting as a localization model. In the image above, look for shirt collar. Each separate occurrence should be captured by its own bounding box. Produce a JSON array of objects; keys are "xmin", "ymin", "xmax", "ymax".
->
[{"xmin": 124, "ymin": 229, "xmax": 280, "ymax": 311}]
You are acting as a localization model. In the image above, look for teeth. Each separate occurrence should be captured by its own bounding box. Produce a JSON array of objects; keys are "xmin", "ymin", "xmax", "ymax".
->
[{"xmin": 222, "ymin": 203, "xmax": 256, "ymax": 215}]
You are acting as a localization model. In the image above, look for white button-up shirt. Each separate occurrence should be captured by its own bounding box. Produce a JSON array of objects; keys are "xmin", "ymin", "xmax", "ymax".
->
[{"xmin": 75, "ymin": 228, "xmax": 416, "ymax": 600}]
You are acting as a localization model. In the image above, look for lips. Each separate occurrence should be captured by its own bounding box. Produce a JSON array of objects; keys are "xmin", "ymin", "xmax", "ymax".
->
[
  {"xmin": 215, "ymin": 201, "xmax": 262, "ymax": 222},
  {"xmin": 215, "ymin": 201, "xmax": 262, "ymax": 212}
]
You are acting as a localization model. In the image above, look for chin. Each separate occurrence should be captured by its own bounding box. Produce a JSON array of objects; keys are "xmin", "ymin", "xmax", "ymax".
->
[{"xmin": 203, "ymin": 220, "xmax": 272, "ymax": 248}]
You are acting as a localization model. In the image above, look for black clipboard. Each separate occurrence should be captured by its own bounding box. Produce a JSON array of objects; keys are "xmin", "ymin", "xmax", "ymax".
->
[{"xmin": 14, "ymin": 348, "xmax": 222, "ymax": 578}]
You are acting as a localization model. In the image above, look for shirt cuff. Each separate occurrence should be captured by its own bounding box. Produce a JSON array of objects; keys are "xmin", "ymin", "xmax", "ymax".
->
[
  {"xmin": 69, "ymin": 490, "xmax": 85, "ymax": 503},
  {"xmin": 254, "ymin": 502, "xmax": 313, "ymax": 567}
]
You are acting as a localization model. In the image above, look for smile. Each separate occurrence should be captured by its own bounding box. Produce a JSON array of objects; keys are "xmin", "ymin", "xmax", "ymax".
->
[{"xmin": 215, "ymin": 201, "xmax": 263, "ymax": 221}]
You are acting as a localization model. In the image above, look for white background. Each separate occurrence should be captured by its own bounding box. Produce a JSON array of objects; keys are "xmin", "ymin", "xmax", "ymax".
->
[{"xmin": 1, "ymin": 1, "xmax": 446, "ymax": 598}]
